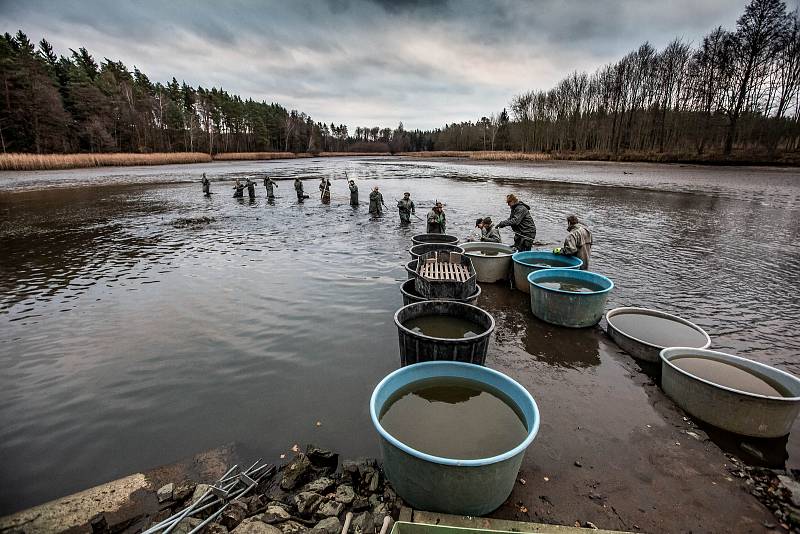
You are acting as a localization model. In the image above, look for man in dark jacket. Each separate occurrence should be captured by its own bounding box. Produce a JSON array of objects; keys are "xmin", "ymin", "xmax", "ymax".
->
[
  {"xmin": 245, "ymin": 178, "xmax": 256, "ymax": 199},
  {"xmin": 497, "ymin": 194, "xmax": 536, "ymax": 251},
  {"xmin": 201, "ymin": 173, "xmax": 210, "ymax": 196},
  {"xmin": 263, "ymin": 176, "xmax": 278, "ymax": 199},
  {"xmin": 294, "ymin": 178, "xmax": 305, "ymax": 201},
  {"xmin": 349, "ymin": 180, "xmax": 359, "ymax": 206}
]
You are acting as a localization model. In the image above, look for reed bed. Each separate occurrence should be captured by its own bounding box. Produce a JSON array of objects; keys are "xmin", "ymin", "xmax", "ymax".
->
[
  {"xmin": 401, "ymin": 151, "xmax": 472, "ymax": 158},
  {"xmin": 468, "ymin": 151, "xmax": 552, "ymax": 161},
  {"xmin": 0, "ymin": 152, "xmax": 213, "ymax": 171},
  {"xmin": 212, "ymin": 152, "xmax": 297, "ymax": 161}
]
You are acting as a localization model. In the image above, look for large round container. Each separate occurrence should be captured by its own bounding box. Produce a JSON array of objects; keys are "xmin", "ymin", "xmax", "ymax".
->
[
  {"xmin": 661, "ymin": 348, "xmax": 800, "ymax": 438},
  {"xmin": 370, "ymin": 361, "xmax": 540, "ymax": 516},
  {"xmin": 527, "ymin": 269, "xmax": 613, "ymax": 328},
  {"xmin": 409, "ymin": 243, "xmax": 464, "ymax": 261},
  {"xmin": 394, "ymin": 301, "xmax": 494, "ymax": 366},
  {"xmin": 460, "ymin": 242, "xmax": 514, "ymax": 283},
  {"xmin": 512, "ymin": 251, "xmax": 582, "ymax": 294},
  {"xmin": 400, "ymin": 279, "xmax": 481, "ymax": 306},
  {"xmin": 405, "ymin": 259, "xmax": 418, "ymax": 280},
  {"xmin": 607, "ymin": 307, "xmax": 711, "ymax": 363},
  {"xmin": 411, "ymin": 233, "xmax": 459, "ymax": 246}
]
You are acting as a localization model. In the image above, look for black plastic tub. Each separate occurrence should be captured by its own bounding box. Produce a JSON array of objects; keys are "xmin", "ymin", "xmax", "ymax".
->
[
  {"xmin": 400, "ymin": 279, "xmax": 482, "ymax": 306},
  {"xmin": 409, "ymin": 243, "xmax": 464, "ymax": 261},
  {"xmin": 411, "ymin": 233, "xmax": 459, "ymax": 246},
  {"xmin": 394, "ymin": 301, "xmax": 495, "ymax": 366}
]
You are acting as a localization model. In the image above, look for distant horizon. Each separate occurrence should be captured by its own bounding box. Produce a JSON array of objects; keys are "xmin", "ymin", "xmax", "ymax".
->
[{"xmin": 0, "ymin": 0, "xmax": 746, "ymax": 131}]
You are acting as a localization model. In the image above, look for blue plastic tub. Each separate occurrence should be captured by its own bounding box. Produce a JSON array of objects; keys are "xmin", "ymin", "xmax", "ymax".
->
[
  {"xmin": 512, "ymin": 251, "xmax": 582, "ymax": 293},
  {"xmin": 527, "ymin": 268, "xmax": 613, "ymax": 328},
  {"xmin": 370, "ymin": 361, "xmax": 540, "ymax": 516}
]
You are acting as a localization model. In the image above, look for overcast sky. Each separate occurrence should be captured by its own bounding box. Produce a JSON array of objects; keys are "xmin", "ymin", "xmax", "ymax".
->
[{"xmin": 1, "ymin": 0, "xmax": 750, "ymax": 130}]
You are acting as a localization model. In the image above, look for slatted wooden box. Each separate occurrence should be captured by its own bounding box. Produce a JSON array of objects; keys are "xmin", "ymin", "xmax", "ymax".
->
[{"xmin": 414, "ymin": 250, "xmax": 477, "ymax": 300}]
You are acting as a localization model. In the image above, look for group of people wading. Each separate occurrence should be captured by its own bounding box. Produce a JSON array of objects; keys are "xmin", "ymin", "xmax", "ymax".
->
[{"xmin": 201, "ymin": 174, "xmax": 592, "ymax": 269}]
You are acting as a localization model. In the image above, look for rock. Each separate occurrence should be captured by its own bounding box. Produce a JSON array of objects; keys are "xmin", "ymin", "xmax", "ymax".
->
[
  {"xmin": 383, "ymin": 485, "xmax": 397, "ymax": 505},
  {"xmin": 191, "ymin": 483, "xmax": 211, "ymax": 504},
  {"xmin": 352, "ymin": 512, "xmax": 376, "ymax": 534},
  {"xmin": 351, "ymin": 496, "xmax": 370, "ymax": 512},
  {"xmin": 335, "ymin": 485, "xmax": 355, "ymax": 504},
  {"xmin": 221, "ymin": 501, "xmax": 249, "ymax": 530},
  {"xmin": 243, "ymin": 495, "xmax": 267, "ymax": 514},
  {"xmin": 157, "ymin": 483, "xmax": 175, "ymax": 503},
  {"xmin": 574, "ymin": 460, "xmax": 583, "ymax": 468},
  {"xmin": 372, "ymin": 503, "xmax": 390, "ymax": 525},
  {"xmin": 295, "ymin": 491, "xmax": 324, "ymax": 516},
  {"xmin": 90, "ymin": 514, "xmax": 108, "ymax": 534},
  {"xmin": 170, "ymin": 517, "xmax": 202, "ymax": 534},
  {"xmin": 279, "ymin": 520, "xmax": 309, "ymax": 534},
  {"xmin": 307, "ymin": 445, "xmax": 339, "ymax": 474},
  {"xmin": 232, "ymin": 518, "xmax": 282, "ymax": 534},
  {"xmin": 206, "ymin": 525, "xmax": 230, "ymax": 534},
  {"xmin": 174, "ymin": 482, "xmax": 196, "ymax": 501},
  {"xmin": 266, "ymin": 486, "xmax": 294, "ymax": 506},
  {"xmin": 364, "ymin": 471, "xmax": 381, "ymax": 493},
  {"xmin": 779, "ymin": 475, "xmax": 800, "ymax": 507},
  {"xmin": 282, "ymin": 454, "xmax": 314, "ymax": 490},
  {"xmin": 317, "ymin": 500, "xmax": 345, "ymax": 518},
  {"xmin": 398, "ymin": 507, "xmax": 412, "ymax": 522},
  {"xmin": 263, "ymin": 505, "xmax": 292, "ymax": 524},
  {"xmin": 311, "ymin": 516, "xmax": 342, "ymax": 534},
  {"xmin": 305, "ymin": 477, "xmax": 336, "ymax": 494},
  {"xmin": 368, "ymin": 494, "xmax": 382, "ymax": 508}
]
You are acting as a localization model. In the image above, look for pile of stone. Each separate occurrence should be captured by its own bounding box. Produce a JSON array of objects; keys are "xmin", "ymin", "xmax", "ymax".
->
[
  {"xmin": 726, "ymin": 454, "xmax": 800, "ymax": 530},
  {"xmin": 144, "ymin": 446, "xmax": 401, "ymax": 534}
]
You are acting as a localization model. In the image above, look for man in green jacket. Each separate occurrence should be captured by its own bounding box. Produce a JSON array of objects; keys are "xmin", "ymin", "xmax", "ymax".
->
[
  {"xmin": 426, "ymin": 202, "xmax": 446, "ymax": 233},
  {"xmin": 497, "ymin": 194, "xmax": 536, "ymax": 251},
  {"xmin": 480, "ymin": 217, "xmax": 502, "ymax": 243},
  {"xmin": 554, "ymin": 215, "xmax": 593, "ymax": 270},
  {"xmin": 369, "ymin": 186, "xmax": 385, "ymax": 216},
  {"xmin": 349, "ymin": 180, "xmax": 359, "ymax": 206},
  {"xmin": 263, "ymin": 176, "xmax": 278, "ymax": 199},
  {"xmin": 397, "ymin": 192, "xmax": 415, "ymax": 224},
  {"xmin": 294, "ymin": 178, "xmax": 305, "ymax": 202}
]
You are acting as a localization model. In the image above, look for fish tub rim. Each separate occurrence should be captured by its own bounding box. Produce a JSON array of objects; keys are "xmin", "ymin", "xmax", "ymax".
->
[
  {"xmin": 606, "ymin": 307, "xmax": 712, "ymax": 352},
  {"xmin": 526, "ymin": 268, "xmax": 614, "ymax": 295},
  {"xmin": 661, "ymin": 347, "xmax": 800, "ymax": 402},
  {"xmin": 399, "ymin": 278, "xmax": 482, "ymax": 303},
  {"xmin": 460, "ymin": 242, "xmax": 514, "ymax": 258},
  {"xmin": 393, "ymin": 300, "xmax": 495, "ymax": 343},
  {"xmin": 408, "ymin": 243, "xmax": 465, "ymax": 260},
  {"xmin": 511, "ymin": 250, "xmax": 583, "ymax": 269},
  {"xmin": 369, "ymin": 360, "xmax": 540, "ymax": 467},
  {"xmin": 411, "ymin": 233, "xmax": 460, "ymax": 245}
]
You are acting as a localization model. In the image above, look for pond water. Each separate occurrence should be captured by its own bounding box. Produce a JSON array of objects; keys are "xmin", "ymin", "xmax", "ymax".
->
[{"xmin": 1, "ymin": 157, "xmax": 799, "ymax": 514}]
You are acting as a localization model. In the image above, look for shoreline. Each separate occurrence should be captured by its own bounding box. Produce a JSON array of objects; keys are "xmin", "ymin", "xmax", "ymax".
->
[{"xmin": 1, "ymin": 150, "xmax": 798, "ymax": 172}]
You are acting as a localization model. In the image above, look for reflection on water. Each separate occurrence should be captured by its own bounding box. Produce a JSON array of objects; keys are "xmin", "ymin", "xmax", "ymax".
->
[{"xmin": 1, "ymin": 158, "xmax": 799, "ymax": 513}]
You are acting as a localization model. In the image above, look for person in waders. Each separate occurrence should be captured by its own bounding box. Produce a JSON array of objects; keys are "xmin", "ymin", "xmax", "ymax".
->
[
  {"xmin": 264, "ymin": 176, "xmax": 277, "ymax": 200},
  {"xmin": 480, "ymin": 217, "xmax": 502, "ymax": 243},
  {"xmin": 497, "ymin": 194, "xmax": 535, "ymax": 251},
  {"xmin": 349, "ymin": 180, "xmax": 359, "ymax": 206},
  {"xmin": 295, "ymin": 178, "xmax": 306, "ymax": 202},
  {"xmin": 397, "ymin": 192, "xmax": 415, "ymax": 224},
  {"xmin": 246, "ymin": 178, "xmax": 256, "ymax": 199},
  {"xmin": 319, "ymin": 177, "xmax": 331, "ymax": 203},
  {"xmin": 233, "ymin": 178, "xmax": 244, "ymax": 198},
  {"xmin": 201, "ymin": 173, "xmax": 211, "ymax": 196},
  {"xmin": 554, "ymin": 214, "xmax": 593, "ymax": 270},
  {"xmin": 369, "ymin": 186, "xmax": 385, "ymax": 216},
  {"xmin": 426, "ymin": 202, "xmax": 446, "ymax": 233}
]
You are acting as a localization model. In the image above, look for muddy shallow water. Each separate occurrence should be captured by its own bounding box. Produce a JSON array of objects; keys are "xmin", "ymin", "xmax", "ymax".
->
[{"xmin": 0, "ymin": 157, "xmax": 799, "ymax": 517}]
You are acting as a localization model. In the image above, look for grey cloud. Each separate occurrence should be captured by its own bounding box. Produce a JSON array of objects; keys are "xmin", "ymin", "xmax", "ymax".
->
[{"xmin": 0, "ymin": 0, "xmax": 748, "ymax": 129}]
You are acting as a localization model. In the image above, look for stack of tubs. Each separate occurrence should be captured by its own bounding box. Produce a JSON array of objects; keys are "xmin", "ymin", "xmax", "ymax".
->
[{"xmin": 378, "ymin": 233, "xmax": 540, "ymax": 517}]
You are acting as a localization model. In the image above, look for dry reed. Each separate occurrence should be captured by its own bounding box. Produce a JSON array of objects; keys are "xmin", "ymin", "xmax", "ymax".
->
[
  {"xmin": 212, "ymin": 152, "xmax": 297, "ymax": 161},
  {"xmin": 0, "ymin": 152, "xmax": 212, "ymax": 171},
  {"xmin": 401, "ymin": 151, "xmax": 472, "ymax": 158},
  {"xmin": 468, "ymin": 151, "xmax": 552, "ymax": 161}
]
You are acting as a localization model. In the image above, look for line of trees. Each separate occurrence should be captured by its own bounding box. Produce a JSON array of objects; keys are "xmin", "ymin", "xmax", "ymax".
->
[
  {"xmin": 2, "ymin": 0, "xmax": 797, "ymax": 158},
  {"xmin": 430, "ymin": 0, "xmax": 800, "ymax": 156}
]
